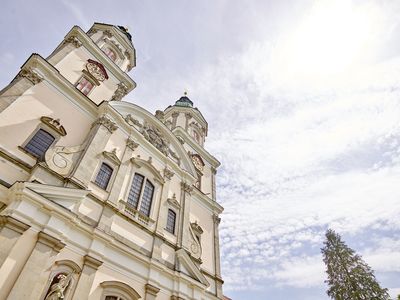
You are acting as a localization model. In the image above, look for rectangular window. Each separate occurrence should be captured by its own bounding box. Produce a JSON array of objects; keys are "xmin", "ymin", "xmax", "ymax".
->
[
  {"xmin": 127, "ymin": 173, "xmax": 144, "ymax": 208},
  {"xmin": 94, "ymin": 163, "xmax": 113, "ymax": 190},
  {"xmin": 166, "ymin": 209, "xmax": 176, "ymax": 234},
  {"xmin": 139, "ymin": 180, "xmax": 154, "ymax": 216},
  {"xmin": 24, "ymin": 129, "xmax": 55, "ymax": 160},
  {"xmin": 76, "ymin": 76, "xmax": 94, "ymax": 95}
]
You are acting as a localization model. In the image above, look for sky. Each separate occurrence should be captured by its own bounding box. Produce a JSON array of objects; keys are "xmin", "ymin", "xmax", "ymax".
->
[{"xmin": 1, "ymin": 0, "xmax": 400, "ymax": 299}]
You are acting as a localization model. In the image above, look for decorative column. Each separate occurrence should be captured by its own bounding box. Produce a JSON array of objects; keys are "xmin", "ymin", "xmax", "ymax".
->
[
  {"xmin": 71, "ymin": 254, "xmax": 103, "ymax": 299},
  {"xmin": 145, "ymin": 283, "xmax": 160, "ymax": 300},
  {"xmin": 7, "ymin": 231, "xmax": 65, "ymax": 300},
  {"xmin": 72, "ymin": 115, "xmax": 118, "ymax": 186},
  {"xmin": 108, "ymin": 137, "xmax": 139, "ymax": 205},
  {"xmin": 0, "ymin": 218, "xmax": 32, "ymax": 300},
  {"xmin": 213, "ymin": 215, "xmax": 223, "ymax": 298}
]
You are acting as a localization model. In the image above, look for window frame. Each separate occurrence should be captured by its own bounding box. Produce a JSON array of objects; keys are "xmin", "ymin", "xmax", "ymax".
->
[
  {"xmin": 19, "ymin": 122, "xmax": 61, "ymax": 161},
  {"xmin": 165, "ymin": 208, "xmax": 177, "ymax": 235},
  {"xmin": 94, "ymin": 162, "xmax": 114, "ymax": 190},
  {"xmin": 75, "ymin": 74, "xmax": 96, "ymax": 96},
  {"xmin": 92, "ymin": 154, "xmax": 119, "ymax": 193},
  {"xmin": 126, "ymin": 172, "xmax": 155, "ymax": 217}
]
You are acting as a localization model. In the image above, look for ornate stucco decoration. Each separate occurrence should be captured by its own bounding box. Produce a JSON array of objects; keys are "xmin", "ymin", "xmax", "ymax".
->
[
  {"xmin": 102, "ymin": 148, "xmax": 121, "ymax": 165},
  {"xmin": 103, "ymin": 30, "xmax": 113, "ymax": 38},
  {"xmin": 167, "ymin": 194, "xmax": 180, "ymax": 209},
  {"xmin": 111, "ymin": 82, "xmax": 128, "ymax": 101},
  {"xmin": 191, "ymin": 154, "xmax": 204, "ymax": 172},
  {"xmin": 64, "ymin": 36, "xmax": 82, "ymax": 48},
  {"xmin": 189, "ymin": 221, "xmax": 203, "ymax": 260},
  {"xmin": 103, "ymin": 38, "xmax": 124, "ymax": 58},
  {"xmin": 181, "ymin": 182, "xmax": 193, "ymax": 194},
  {"xmin": 155, "ymin": 110, "xmax": 164, "ymax": 121},
  {"xmin": 126, "ymin": 138, "xmax": 139, "ymax": 151},
  {"xmin": 45, "ymin": 144, "xmax": 84, "ymax": 176},
  {"xmin": 124, "ymin": 114, "xmax": 143, "ymax": 128},
  {"xmin": 86, "ymin": 59, "xmax": 108, "ymax": 82},
  {"xmin": 40, "ymin": 116, "xmax": 67, "ymax": 136},
  {"xmin": 213, "ymin": 215, "xmax": 221, "ymax": 225},
  {"xmin": 87, "ymin": 28, "xmax": 98, "ymax": 36},
  {"xmin": 17, "ymin": 68, "xmax": 43, "ymax": 85},
  {"xmin": 164, "ymin": 167, "xmax": 174, "ymax": 180},
  {"xmin": 141, "ymin": 122, "xmax": 170, "ymax": 156},
  {"xmin": 124, "ymin": 50, "xmax": 131, "ymax": 60},
  {"xmin": 92, "ymin": 115, "xmax": 118, "ymax": 133}
]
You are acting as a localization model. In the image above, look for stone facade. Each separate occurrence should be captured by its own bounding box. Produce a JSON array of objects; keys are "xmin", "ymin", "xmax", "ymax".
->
[{"xmin": 0, "ymin": 22, "xmax": 223, "ymax": 300}]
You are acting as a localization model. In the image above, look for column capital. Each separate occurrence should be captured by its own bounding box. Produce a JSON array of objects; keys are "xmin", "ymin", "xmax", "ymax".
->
[
  {"xmin": 0, "ymin": 215, "xmax": 30, "ymax": 234},
  {"xmin": 92, "ymin": 115, "xmax": 118, "ymax": 133},
  {"xmin": 83, "ymin": 254, "xmax": 103, "ymax": 270},
  {"xmin": 145, "ymin": 283, "xmax": 160, "ymax": 296},
  {"xmin": 38, "ymin": 232, "xmax": 65, "ymax": 252}
]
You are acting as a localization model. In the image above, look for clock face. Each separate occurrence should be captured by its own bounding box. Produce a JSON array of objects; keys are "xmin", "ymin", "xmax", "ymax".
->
[
  {"xmin": 87, "ymin": 62, "xmax": 106, "ymax": 82},
  {"xmin": 192, "ymin": 155, "xmax": 204, "ymax": 171}
]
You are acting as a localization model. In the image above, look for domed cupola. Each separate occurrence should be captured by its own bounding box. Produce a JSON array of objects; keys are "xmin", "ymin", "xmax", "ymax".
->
[
  {"xmin": 162, "ymin": 93, "xmax": 208, "ymax": 147},
  {"xmin": 175, "ymin": 94, "xmax": 194, "ymax": 108}
]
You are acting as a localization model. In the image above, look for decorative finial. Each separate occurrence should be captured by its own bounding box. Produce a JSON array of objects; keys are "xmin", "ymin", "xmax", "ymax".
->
[
  {"xmin": 184, "ymin": 90, "xmax": 188, "ymax": 96},
  {"xmin": 125, "ymin": 26, "xmax": 129, "ymax": 32}
]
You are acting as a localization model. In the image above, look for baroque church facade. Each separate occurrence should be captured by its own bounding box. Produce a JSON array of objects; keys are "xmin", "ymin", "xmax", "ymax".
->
[{"xmin": 0, "ymin": 23, "xmax": 223, "ymax": 300}]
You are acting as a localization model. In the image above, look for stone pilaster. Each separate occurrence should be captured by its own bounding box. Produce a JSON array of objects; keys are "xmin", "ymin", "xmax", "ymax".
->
[
  {"xmin": 0, "ymin": 220, "xmax": 33, "ymax": 300},
  {"xmin": 108, "ymin": 137, "xmax": 139, "ymax": 205},
  {"xmin": 145, "ymin": 283, "xmax": 160, "ymax": 300},
  {"xmin": 72, "ymin": 115, "xmax": 117, "ymax": 186},
  {"xmin": 7, "ymin": 231, "xmax": 65, "ymax": 300},
  {"xmin": 171, "ymin": 112, "xmax": 179, "ymax": 129},
  {"xmin": 184, "ymin": 113, "xmax": 192, "ymax": 130},
  {"xmin": 213, "ymin": 215, "xmax": 223, "ymax": 298},
  {"xmin": 0, "ymin": 216, "xmax": 30, "ymax": 266},
  {"xmin": 71, "ymin": 255, "xmax": 103, "ymax": 299},
  {"xmin": 177, "ymin": 182, "xmax": 193, "ymax": 249}
]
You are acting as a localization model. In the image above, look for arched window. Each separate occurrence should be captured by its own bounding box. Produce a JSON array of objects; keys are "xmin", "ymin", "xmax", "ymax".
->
[
  {"xmin": 166, "ymin": 209, "xmax": 176, "ymax": 234},
  {"xmin": 95, "ymin": 163, "xmax": 113, "ymax": 190},
  {"xmin": 24, "ymin": 129, "xmax": 55, "ymax": 160},
  {"xmin": 126, "ymin": 173, "xmax": 154, "ymax": 217},
  {"xmin": 100, "ymin": 281, "xmax": 141, "ymax": 300},
  {"xmin": 103, "ymin": 47, "xmax": 117, "ymax": 62}
]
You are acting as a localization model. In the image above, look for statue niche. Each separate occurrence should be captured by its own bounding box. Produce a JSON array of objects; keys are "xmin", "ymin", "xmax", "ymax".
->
[{"xmin": 44, "ymin": 272, "xmax": 73, "ymax": 300}]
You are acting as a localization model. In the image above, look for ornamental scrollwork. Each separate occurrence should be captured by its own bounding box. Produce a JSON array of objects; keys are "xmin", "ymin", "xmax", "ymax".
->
[
  {"xmin": 18, "ymin": 68, "xmax": 43, "ymax": 85},
  {"xmin": 181, "ymin": 182, "xmax": 193, "ymax": 194},
  {"xmin": 92, "ymin": 115, "xmax": 118, "ymax": 133},
  {"xmin": 141, "ymin": 122, "xmax": 170, "ymax": 156},
  {"xmin": 64, "ymin": 36, "xmax": 82, "ymax": 48},
  {"xmin": 126, "ymin": 138, "xmax": 139, "ymax": 151},
  {"xmin": 164, "ymin": 167, "xmax": 174, "ymax": 180},
  {"xmin": 111, "ymin": 82, "xmax": 128, "ymax": 101}
]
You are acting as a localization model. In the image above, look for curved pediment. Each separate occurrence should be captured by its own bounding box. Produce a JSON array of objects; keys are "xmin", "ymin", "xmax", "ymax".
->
[{"xmin": 109, "ymin": 101, "xmax": 197, "ymax": 178}]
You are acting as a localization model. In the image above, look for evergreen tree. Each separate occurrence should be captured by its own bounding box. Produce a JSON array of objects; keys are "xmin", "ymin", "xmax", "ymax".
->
[{"xmin": 321, "ymin": 229, "xmax": 391, "ymax": 300}]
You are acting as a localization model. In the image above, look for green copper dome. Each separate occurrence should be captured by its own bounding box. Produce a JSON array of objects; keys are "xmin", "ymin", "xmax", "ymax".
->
[{"xmin": 175, "ymin": 93, "xmax": 193, "ymax": 108}]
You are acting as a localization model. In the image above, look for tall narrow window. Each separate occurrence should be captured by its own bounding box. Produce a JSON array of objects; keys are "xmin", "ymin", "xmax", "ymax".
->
[
  {"xmin": 127, "ymin": 174, "xmax": 144, "ymax": 208},
  {"xmin": 166, "ymin": 209, "xmax": 176, "ymax": 234},
  {"xmin": 24, "ymin": 129, "xmax": 55, "ymax": 160},
  {"xmin": 103, "ymin": 48, "xmax": 117, "ymax": 62},
  {"xmin": 139, "ymin": 180, "xmax": 154, "ymax": 216},
  {"xmin": 76, "ymin": 76, "xmax": 94, "ymax": 95},
  {"xmin": 95, "ymin": 163, "xmax": 113, "ymax": 190}
]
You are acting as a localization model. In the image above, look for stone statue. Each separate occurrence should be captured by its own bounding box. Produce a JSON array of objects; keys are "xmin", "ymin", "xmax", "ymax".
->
[{"xmin": 45, "ymin": 272, "xmax": 73, "ymax": 300}]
